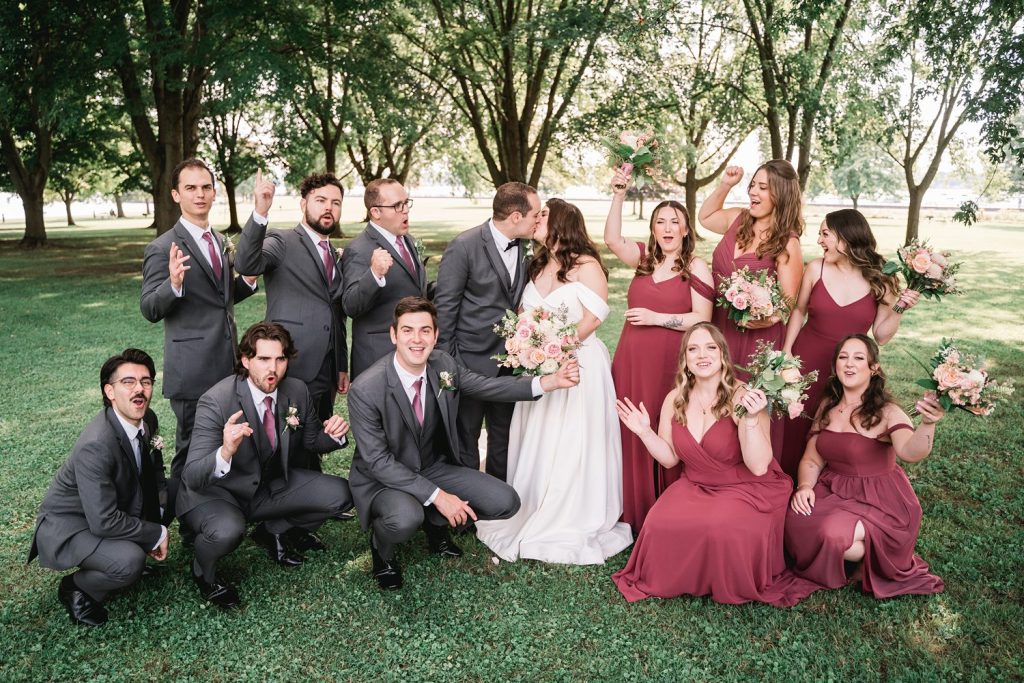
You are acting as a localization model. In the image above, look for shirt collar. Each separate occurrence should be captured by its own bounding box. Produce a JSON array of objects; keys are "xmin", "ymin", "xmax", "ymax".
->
[
  {"xmin": 300, "ymin": 222, "xmax": 331, "ymax": 247},
  {"xmin": 370, "ymin": 221, "xmax": 400, "ymax": 249},
  {"xmin": 392, "ymin": 354, "xmax": 426, "ymax": 392},
  {"xmin": 246, "ymin": 379, "xmax": 279, "ymax": 412},
  {"xmin": 111, "ymin": 408, "xmax": 144, "ymax": 445},
  {"xmin": 179, "ymin": 216, "xmax": 214, "ymax": 243},
  {"xmin": 488, "ymin": 219, "xmax": 517, "ymax": 252}
]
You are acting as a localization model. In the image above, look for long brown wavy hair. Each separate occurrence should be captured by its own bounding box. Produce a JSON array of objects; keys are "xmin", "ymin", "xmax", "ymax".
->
[
  {"xmin": 527, "ymin": 198, "xmax": 608, "ymax": 282},
  {"xmin": 824, "ymin": 209, "xmax": 899, "ymax": 302},
  {"xmin": 671, "ymin": 323, "xmax": 737, "ymax": 426},
  {"xmin": 817, "ymin": 334, "xmax": 895, "ymax": 432},
  {"xmin": 736, "ymin": 159, "xmax": 804, "ymax": 262},
  {"xmin": 635, "ymin": 200, "xmax": 700, "ymax": 280}
]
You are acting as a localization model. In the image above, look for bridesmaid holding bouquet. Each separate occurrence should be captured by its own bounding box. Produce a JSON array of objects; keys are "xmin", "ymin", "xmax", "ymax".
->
[{"xmin": 604, "ymin": 167, "xmax": 714, "ymax": 532}]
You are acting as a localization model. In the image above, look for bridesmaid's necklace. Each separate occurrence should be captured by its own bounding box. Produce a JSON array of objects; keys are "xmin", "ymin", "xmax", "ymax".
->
[
  {"xmin": 692, "ymin": 390, "xmax": 715, "ymax": 415},
  {"xmin": 837, "ymin": 398, "xmax": 861, "ymax": 415}
]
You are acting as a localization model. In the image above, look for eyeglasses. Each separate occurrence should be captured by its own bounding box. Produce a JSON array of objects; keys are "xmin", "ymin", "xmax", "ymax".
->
[
  {"xmin": 372, "ymin": 199, "xmax": 414, "ymax": 213},
  {"xmin": 113, "ymin": 377, "xmax": 155, "ymax": 389}
]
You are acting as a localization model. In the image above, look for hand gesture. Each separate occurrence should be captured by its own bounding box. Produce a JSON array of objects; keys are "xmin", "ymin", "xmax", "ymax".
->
[
  {"xmin": 370, "ymin": 247, "xmax": 394, "ymax": 278},
  {"xmin": 148, "ymin": 532, "xmax": 169, "ymax": 561},
  {"xmin": 721, "ymin": 166, "xmax": 744, "ymax": 188},
  {"xmin": 625, "ymin": 307, "xmax": 659, "ymax": 327},
  {"xmin": 337, "ymin": 372, "xmax": 350, "ymax": 395},
  {"xmin": 540, "ymin": 359, "xmax": 580, "ymax": 391},
  {"xmin": 790, "ymin": 486, "xmax": 815, "ymax": 516},
  {"xmin": 737, "ymin": 387, "xmax": 768, "ymax": 417},
  {"xmin": 168, "ymin": 242, "xmax": 191, "ymax": 290},
  {"xmin": 915, "ymin": 391, "xmax": 945, "ymax": 425},
  {"xmin": 254, "ymin": 169, "xmax": 276, "ymax": 217},
  {"xmin": 895, "ymin": 288, "xmax": 921, "ymax": 312},
  {"xmin": 433, "ymin": 490, "xmax": 478, "ymax": 527},
  {"xmin": 221, "ymin": 410, "xmax": 253, "ymax": 460},
  {"xmin": 322, "ymin": 414, "xmax": 350, "ymax": 440},
  {"xmin": 615, "ymin": 397, "xmax": 651, "ymax": 436},
  {"xmin": 741, "ymin": 315, "xmax": 778, "ymax": 330},
  {"xmin": 611, "ymin": 166, "xmax": 632, "ymax": 195}
]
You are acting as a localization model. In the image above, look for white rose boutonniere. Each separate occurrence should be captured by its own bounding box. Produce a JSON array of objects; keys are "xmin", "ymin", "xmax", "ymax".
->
[
  {"xmin": 335, "ymin": 247, "xmax": 344, "ymax": 261},
  {"xmin": 149, "ymin": 435, "xmax": 165, "ymax": 451},
  {"xmin": 286, "ymin": 405, "xmax": 301, "ymax": 430},
  {"xmin": 222, "ymin": 234, "xmax": 236, "ymax": 257},
  {"xmin": 437, "ymin": 371, "xmax": 456, "ymax": 398}
]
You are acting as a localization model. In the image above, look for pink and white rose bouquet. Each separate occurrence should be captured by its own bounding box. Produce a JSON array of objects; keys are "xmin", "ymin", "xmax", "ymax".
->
[
  {"xmin": 715, "ymin": 266, "xmax": 790, "ymax": 329},
  {"xmin": 910, "ymin": 339, "xmax": 1014, "ymax": 416},
  {"xmin": 602, "ymin": 130, "xmax": 661, "ymax": 189},
  {"xmin": 883, "ymin": 239, "xmax": 963, "ymax": 313},
  {"xmin": 492, "ymin": 305, "xmax": 581, "ymax": 377},
  {"xmin": 735, "ymin": 341, "xmax": 818, "ymax": 419}
]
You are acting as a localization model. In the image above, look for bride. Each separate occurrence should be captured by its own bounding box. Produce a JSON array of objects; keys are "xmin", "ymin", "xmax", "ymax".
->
[{"xmin": 476, "ymin": 198, "xmax": 634, "ymax": 564}]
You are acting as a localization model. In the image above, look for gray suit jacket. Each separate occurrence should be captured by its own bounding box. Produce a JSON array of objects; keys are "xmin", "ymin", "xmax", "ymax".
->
[
  {"xmin": 346, "ymin": 350, "xmax": 535, "ymax": 529},
  {"xmin": 434, "ymin": 221, "xmax": 531, "ymax": 375},
  {"xmin": 340, "ymin": 224, "xmax": 427, "ymax": 378},
  {"xmin": 29, "ymin": 408, "xmax": 165, "ymax": 569},
  {"xmin": 177, "ymin": 375, "xmax": 346, "ymax": 517},
  {"xmin": 234, "ymin": 222, "xmax": 348, "ymax": 382},
  {"xmin": 140, "ymin": 218, "xmax": 257, "ymax": 400}
]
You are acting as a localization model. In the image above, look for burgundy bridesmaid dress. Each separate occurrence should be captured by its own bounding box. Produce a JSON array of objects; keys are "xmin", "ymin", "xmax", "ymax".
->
[
  {"xmin": 779, "ymin": 265, "xmax": 877, "ymax": 476},
  {"xmin": 612, "ymin": 417, "xmax": 814, "ymax": 607},
  {"xmin": 784, "ymin": 425, "xmax": 944, "ymax": 598},
  {"xmin": 612, "ymin": 243, "xmax": 715, "ymax": 532},
  {"xmin": 710, "ymin": 215, "xmax": 795, "ymax": 459}
]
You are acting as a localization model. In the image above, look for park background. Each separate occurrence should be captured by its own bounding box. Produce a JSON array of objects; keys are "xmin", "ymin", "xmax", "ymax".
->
[{"xmin": 1, "ymin": 0, "xmax": 1022, "ymax": 680}]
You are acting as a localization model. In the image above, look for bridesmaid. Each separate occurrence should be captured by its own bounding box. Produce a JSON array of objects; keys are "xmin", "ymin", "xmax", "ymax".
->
[
  {"xmin": 604, "ymin": 167, "xmax": 714, "ymax": 532},
  {"xmin": 698, "ymin": 160, "xmax": 804, "ymax": 458},
  {"xmin": 779, "ymin": 209, "xmax": 920, "ymax": 476},
  {"xmin": 612, "ymin": 323, "xmax": 812, "ymax": 607},
  {"xmin": 786, "ymin": 334, "xmax": 946, "ymax": 599}
]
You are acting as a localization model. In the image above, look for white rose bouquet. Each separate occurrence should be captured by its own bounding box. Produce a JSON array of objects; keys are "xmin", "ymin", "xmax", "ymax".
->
[{"xmin": 492, "ymin": 304, "xmax": 581, "ymax": 377}]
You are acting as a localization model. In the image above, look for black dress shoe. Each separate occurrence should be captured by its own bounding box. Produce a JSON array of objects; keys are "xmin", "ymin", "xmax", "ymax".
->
[
  {"xmin": 334, "ymin": 510, "xmax": 357, "ymax": 521},
  {"xmin": 192, "ymin": 570, "xmax": 241, "ymax": 610},
  {"xmin": 141, "ymin": 564, "xmax": 162, "ymax": 578},
  {"xmin": 424, "ymin": 524, "xmax": 463, "ymax": 558},
  {"xmin": 370, "ymin": 546, "xmax": 403, "ymax": 590},
  {"xmin": 58, "ymin": 575, "xmax": 108, "ymax": 626},
  {"xmin": 282, "ymin": 527, "xmax": 326, "ymax": 553},
  {"xmin": 250, "ymin": 523, "xmax": 304, "ymax": 568}
]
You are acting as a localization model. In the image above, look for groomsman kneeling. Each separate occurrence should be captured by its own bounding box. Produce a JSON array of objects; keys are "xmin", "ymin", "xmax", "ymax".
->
[
  {"xmin": 28, "ymin": 349, "xmax": 169, "ymax": 626},
  {"xmin": 347, "ymin": 296, "xmax": 579, "ymax": 590},
  {"xmin": 176, "ymin": 322, "xmax": 353, "ymax": 609}
]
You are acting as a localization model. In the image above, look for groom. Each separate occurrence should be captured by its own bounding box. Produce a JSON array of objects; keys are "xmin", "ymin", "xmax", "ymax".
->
[
  {"xmin": 347, "ymin": 296, "xmax": 578, "ymax": 589},
  {"xmin": 434, "ymin": 182, "xmax": 540, "ymax": 481}
]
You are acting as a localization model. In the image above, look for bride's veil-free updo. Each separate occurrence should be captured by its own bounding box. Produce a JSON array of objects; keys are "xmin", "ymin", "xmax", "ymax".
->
[{"xmin": 528, "ymin": 198, "xmax": 608, "ymax": 283}]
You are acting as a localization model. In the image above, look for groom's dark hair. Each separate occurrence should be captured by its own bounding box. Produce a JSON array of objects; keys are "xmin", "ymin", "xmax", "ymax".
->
[
  {"xmin": 493, "ymin": 182, "xmax": 536, "ymax": 221},
  {"xmin": 392, "ymin": 296, "xmax": 437, "ymax": 329},
  {"xmin": 100, "ymin": 349, "xmax": 156, "ymax": 407}
]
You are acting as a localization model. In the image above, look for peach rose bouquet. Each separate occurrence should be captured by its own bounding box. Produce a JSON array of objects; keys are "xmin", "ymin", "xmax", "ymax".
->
[
  {"xmin": 715, "ymin": 266, "xmax": 790, "ymax": 329},
  {"xmin": 602, "ymin": 130, "xmax": 660, "ymax": 190},
  {"xmin": 492, "ymin": 304, "xmax": 581, "ymax": 377},
  {"xmin": 883, "ymin": 239, "xmax": 963, "ymax": 313},
  {"xmin": 735, "ymin": 341, "xmax": 818, "ymax": 419},
  {"xmin": 910, "ymin": 339, "xmax": 1014, "ymax": 416}
]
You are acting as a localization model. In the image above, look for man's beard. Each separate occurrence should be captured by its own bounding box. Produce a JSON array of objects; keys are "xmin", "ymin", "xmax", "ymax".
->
[{"xmin": 306, "ymin": 210, "xmax": 335, "ymax": 236}]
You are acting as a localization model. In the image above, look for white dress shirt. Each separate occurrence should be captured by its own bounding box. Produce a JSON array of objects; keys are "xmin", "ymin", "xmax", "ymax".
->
[
  {"xmin": 171, "ymin": 215, "xmax": 258, "ymax": 296},
  {"xmin": 371, "ymin": 221, "xmax": 418, "ymax": 287},
  {"xmin": 112, "ymin": 409, "xmax": 166, "ymax": 551},
  {"xmin": 488, "ymin": 220, "xmax": 519, "ymax": 286}
]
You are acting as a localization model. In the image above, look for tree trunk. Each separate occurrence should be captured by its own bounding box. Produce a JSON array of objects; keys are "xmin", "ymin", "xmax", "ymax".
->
[
  {"xmin": 19, "ymin": 192, "xmax": 47, "ymax": 248},
  {"xmin": 144, "ymin": 196, "xmax": 150, "ymax": 215},
  {"xmin": 63, "ymin": 197, "xmax": 75, "ymax": 226},
  {"xmin": 223, "ymin": 175, "xmax": 241, "ymax": 233},
  {"xmin": 684, "ymin": 166, "xmax": 698, "ymax": 223},
  {"xmin": 851, "ymin": 194, "xmax": 859, "ymax": 210},
  {"xmin": 324, "ymin": 143, "xmax": 337, "ymax": 174},
  {"xmin": 905, "ymin": 187, "xmax": 924, "ymax": 245},
  {"xmin": 638, "ymin": 195, "xmax": 645, "ymax": 221},
  {"xmin": 153, "ymin": 164, "xmax": 180, "ymax": 234},
  {"xmin": 115, "ymin": 195, "xmax": 125, "ymax": 218}
]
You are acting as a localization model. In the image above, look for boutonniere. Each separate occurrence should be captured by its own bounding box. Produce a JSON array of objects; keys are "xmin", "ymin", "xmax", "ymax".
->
[
  {"xmin": 436, "ymin": 371, "xmax": 456, "ymax": 398},
  {"xmin": 222, "ymin": 234, "xmax": 236, "ymax": 257},
  {"xmin": 525, "ymin": 240, "xmax": 535, "ymax": 258},
  {"xmin": 285, "ymin": 405, "xmax": 301, "ymax": 430},
  {"xmin": 149, "ymin": 434, "xmax": 165, "ymax": 451},
  {"xmin": 414, "ymin": 237, "xmax": 425, "ymax": 255},
  {"xmin": 335, "ymin": 247, "xmax": 344, "ymax": 261}
]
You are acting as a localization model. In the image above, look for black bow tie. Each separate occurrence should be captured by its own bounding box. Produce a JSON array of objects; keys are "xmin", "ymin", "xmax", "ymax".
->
[{"xmin": 504, "ymin": 239, "xmax": 520, "ymax": 252}]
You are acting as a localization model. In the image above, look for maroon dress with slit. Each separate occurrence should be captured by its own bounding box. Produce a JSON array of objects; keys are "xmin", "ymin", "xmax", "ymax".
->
[
  {"xmin": 612, "ymin": 417, "xmax": 814, "ymax": 607},
  {"xmin": 784, "ymin": 425, "xmax": 944, "ymax": 598},
  {"xmin": 711, "ymin": 215, "xmax": 794, "ymax": 459},
  {"xmin": 612, "ymin": 243, "xmax": 715, "ymax": 532},
  {"xmin": 779, "ymin": 266, "xmax": 877, "ymax": 476}
]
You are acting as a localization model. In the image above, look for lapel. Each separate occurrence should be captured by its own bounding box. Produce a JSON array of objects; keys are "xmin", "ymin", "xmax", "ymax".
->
[
  {"xmin": 105, "ymin": 408, "xmax": 140, "ymax": 482},
  {"xmin": 512, "ymin": 241, "xmax": 531, "ymax": 304},
  {"xmin": 367, "ymin": 224, "xmax": 418, "ymax": 283},
  {"xmin": 275, "ymin": 389, "xmax": 292, "ymax": 474},
  {"xmin": 294, "ymin": 225, "xmax": 333, "ymax": 294},
  {"xmin": 235, "ymin": 378, "xmax": 272, "ymax": 460},
  {"xmin": 385, "ymin": 355, "xmax": 420, "ymax": 437},
  {"xmin": 173, "ymin": 222, "xmax": 222, "ymax": 294},
  {"xmin": 426, "ymin": 359, "xmax": 455, "ymax": 451},
  {"xmin": 479, "ymin": 224, "xmax": 513, "ymax": 302}
]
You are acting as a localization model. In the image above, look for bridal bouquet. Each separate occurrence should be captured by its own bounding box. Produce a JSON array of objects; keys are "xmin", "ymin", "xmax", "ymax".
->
[
  {"xmin": 883, "ymin": 239, "xmax": 963, "ymax": 313},
  {"xmin": 492, "ymin": 305, "xmax": 581, "ymax": 376},
  {"xmin": 716, "ymin": 267, "xmax": 790, "ymax": 328},
  {"xmin": 910, "ymin": 339, "xmax": 1014, "ymax": 416},
  {"xmin": 603, "ymin": 130, "xmax": 660, "ymax": 190},
  {"xmin": 736, "ymin": 341, "xmax": 818, "ymax": 419}
]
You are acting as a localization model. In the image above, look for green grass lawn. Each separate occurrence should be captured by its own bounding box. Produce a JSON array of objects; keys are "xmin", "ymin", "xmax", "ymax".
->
[{"xmin": 0, "ymin": 199, "xmax": 1021, "ymax": 681}]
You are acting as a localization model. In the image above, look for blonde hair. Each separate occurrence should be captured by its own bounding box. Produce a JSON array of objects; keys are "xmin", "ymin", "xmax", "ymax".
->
[
  {"xmin": 671, "ymin": 322, "xmax": 737, "ymax": 425},
  {"xmin": 736, "ymin": 159, "xmax": 804, "ymax": 262}
]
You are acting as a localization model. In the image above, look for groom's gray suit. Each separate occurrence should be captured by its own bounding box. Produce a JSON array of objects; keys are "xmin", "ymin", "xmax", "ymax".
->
[
  {"xmin": 434, "ymin": 221, "xmax": 531, "ymax": 481},
  {"xmin": 347, "ymin": 350, "xmax": 533, "ymax": 560}
]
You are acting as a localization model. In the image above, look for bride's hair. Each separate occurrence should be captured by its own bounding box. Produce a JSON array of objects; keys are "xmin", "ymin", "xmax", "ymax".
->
[
  {"xmin": 527, "ymin": 198, "xmax": 607, "ymax": 283},
  {"xmin": 671, "ymin": 322, "xmax": 736, "ymax": 425}
]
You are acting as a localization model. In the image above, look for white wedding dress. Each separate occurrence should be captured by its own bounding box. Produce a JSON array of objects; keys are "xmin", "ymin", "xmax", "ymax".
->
[{"xmin": 476, "ymin": 281, "xmax": 633, "ymax": 564}]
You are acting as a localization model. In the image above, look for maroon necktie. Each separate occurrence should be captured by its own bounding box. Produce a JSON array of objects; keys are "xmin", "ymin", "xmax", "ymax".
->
[
  {"xmin": 202, "ymin": 232, "xmax": 223, "ymax": 282},
  {"xmin": 412, "ymin": 378, "xmax": 424, "ymax": 425},
  {"xmin": 395, "ymin": 236, "xmax": 416, "ymax": 274},
  {"xmin": 318, "ymin": 240, "xmax": 334, "ymax": 283},
  {"xmin": 262, "ymin": 396, "xmax": 277, "ymax": 450}
]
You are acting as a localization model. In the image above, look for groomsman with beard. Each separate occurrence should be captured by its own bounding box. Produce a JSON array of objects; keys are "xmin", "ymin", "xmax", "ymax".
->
[
  {"xmin": 434, "ymin": 182, "xmax": 540, "ymax": 481},
  {"xmin": 340, "ymin": 178, "xmax": 427, "ymax": 379},
  {"xmin": 140, "ymin": 158, "xmax": 258, "ymax": 532},
  {"xmin": 28, "ymin": 349, "xmax": 169, "ymax": 626},
  {"xmin": 176, "ymin": 322, "xmax": 353, "ymax": 609}
]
